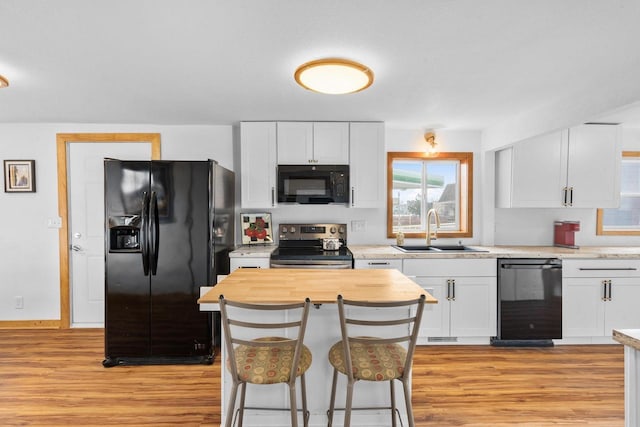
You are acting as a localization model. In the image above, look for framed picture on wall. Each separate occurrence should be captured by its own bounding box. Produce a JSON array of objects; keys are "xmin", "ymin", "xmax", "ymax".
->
[
  {"xmin": 240, "ymin": 212, "xmax": 274, "ymax": 245},
  {"xmin": 4, "ymin": 160, "xmax": 36, "ymax": 193}
]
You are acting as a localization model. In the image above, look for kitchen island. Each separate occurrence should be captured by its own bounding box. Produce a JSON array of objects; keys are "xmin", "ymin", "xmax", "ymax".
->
[
  {"xmin": 613, "ymin": 329, "xmax": 640, "ymax": 427},
  {"xmin": 199, "ymin": 268, "xmax": 435, "ymax": 427}
]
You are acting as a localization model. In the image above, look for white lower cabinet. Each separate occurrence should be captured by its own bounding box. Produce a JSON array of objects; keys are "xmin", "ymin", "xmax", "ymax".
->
[
  {"xmin": 563, "ymin": 259, "xmax": 640, "ymax": 343},
  {"xmin": 403, "ymin": 259, "xmax": 497, "ymax": 344},
  {"xmin": 229, "ymin": 257, "xmax": 270, "ymax": 272}
]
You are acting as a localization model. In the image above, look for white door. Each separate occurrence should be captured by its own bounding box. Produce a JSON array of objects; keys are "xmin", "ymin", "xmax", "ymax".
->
[{"xmin": 68, "ymin": 143, "xmax": 151, "ymax": 327}]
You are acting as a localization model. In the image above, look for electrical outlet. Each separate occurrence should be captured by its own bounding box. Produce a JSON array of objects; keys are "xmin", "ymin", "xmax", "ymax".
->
[
  {"xmin": 351, "ymin": 220, "xmax": 366, "ymax": 232},
  {"xmin": 15, "ymin": 296, "xmax": 24, "ymax": 309}
]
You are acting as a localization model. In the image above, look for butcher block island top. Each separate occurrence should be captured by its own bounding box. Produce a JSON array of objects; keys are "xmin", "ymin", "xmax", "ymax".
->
[{"xmin": 198, "ymin": 268, "xmax": 436, "ymax": 305}]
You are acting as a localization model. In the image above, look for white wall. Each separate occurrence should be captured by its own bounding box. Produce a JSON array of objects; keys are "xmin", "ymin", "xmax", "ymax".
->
[
  {"xmin": 9, "ymin": 118, "xmax": 632, "ymax": 321},
  {"xmin": 492, "ymin": 127, "xmax": 640, "ymax": 246},
  {"xmin": 0, "ymin": 123, "xmax": 233, "ymax": 321},
  {"xmin": 266, "ymin": 128, "xmax": 483, "ymax": 245}
]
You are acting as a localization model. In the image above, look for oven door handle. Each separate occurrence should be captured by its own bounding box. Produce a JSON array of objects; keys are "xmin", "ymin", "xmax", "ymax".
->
[{"xmin": 270, "ymin": 262, "xmax": 352, "ymax": 269}]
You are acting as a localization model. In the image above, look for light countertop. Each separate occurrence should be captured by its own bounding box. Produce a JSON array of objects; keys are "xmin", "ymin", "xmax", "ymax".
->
[
  {"xmin": 348, "ymin": 245, "xmax": 640, "ymax": 259},
  {"xmin": 229, "ymin": 244, "xmax": 640, "ymax": 259},
  {"xmin": 229, "ymin": 245, "xmax": 276, "ymax": 258}
]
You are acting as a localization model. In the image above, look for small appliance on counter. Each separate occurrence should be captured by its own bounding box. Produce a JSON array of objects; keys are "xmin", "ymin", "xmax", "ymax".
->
[{"xmin": 554, "ymin": 221, "xmax": 580, "ymax": 249}]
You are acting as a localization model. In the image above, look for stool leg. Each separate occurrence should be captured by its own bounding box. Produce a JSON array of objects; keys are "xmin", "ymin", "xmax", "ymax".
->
[
  {"xmin": 226, "ymin": 382, "xmax": 239, "ymax": 427},
  {"xmin": 402, "ymin": 378, "xmax": 415, "ymax": 427},
  {"xmin": 289, "ymin": 381, "xmax": 299, "ymax": 427},
  {"xmin": 327, "ymin": 368, "xmax": 338, "ymax": 427},
  {"xmin": 390, "ymin": 380, "xmax": 397, "ymax": 427},
  {"xmin": 344, "ymin": 378, "xmax": 355, "ymax": 427},
  {"xmin": 300, "ymin": 373, "xmax": 309, "ymax": 427},
  {"xmin": 238, "ymin": 382, "xmax": 247, "ymax": 427}
]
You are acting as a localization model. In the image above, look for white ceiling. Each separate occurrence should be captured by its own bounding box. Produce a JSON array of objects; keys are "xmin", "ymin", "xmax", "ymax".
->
[{"xmin": 1, "ymin": 0, "xmax": 640, "ymax": 130}]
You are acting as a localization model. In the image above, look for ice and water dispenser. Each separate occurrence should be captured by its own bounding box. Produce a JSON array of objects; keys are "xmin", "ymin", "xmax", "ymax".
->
[{"xmin": 108, "ymin": 215, "xmax": 141, "ymax": 252}]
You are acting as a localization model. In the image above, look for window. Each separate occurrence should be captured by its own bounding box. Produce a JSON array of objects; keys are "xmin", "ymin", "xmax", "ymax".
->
[
  {"xmin": 387, "ymin": 152, "xmax": 473, "ymax": 238},
  {"xmin": 597, "ymin": 151, "xmax": 640, "ymax": 235}
]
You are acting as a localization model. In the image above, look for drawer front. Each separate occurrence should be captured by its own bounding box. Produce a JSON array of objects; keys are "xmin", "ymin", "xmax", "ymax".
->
[
  {"xmin": 563, "ymin": 259, "xmax": 640, "ymax": 277},
  {"xmin": 230, "ymin": 257, "xmax": 270, "ymax": 272},
  {"xmin": 354, "ymin": 259, "xmax": 403, "ymax": 270},
  {"xmin": 403, "ymin": 258, "xmax": 496, "ymax": 277}
]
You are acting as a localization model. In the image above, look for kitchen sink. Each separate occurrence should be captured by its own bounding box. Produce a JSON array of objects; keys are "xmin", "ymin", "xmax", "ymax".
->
[{"xmin": 392, "ymin": 245, "xmax": 488, "ymax": 253}]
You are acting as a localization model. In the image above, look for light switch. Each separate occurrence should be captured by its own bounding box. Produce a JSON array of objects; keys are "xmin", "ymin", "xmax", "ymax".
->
[{"xmin": 47, "ymin": 217, "xmax": 62, "ymax": 228}]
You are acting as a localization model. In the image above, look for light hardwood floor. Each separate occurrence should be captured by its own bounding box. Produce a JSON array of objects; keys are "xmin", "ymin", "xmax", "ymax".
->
[{"xmin": 0, "ymin": 329, "xmax": 624, "ymax": 426}]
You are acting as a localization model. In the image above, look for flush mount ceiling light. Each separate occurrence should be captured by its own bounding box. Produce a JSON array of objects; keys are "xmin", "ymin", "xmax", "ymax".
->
[
  {"xmin": 0, "ymin": 75, "xmax": 8, "ymax": 88},
  {"xmin": 294, "ymin": 58, "xmax": 374, "ymax": 94}
]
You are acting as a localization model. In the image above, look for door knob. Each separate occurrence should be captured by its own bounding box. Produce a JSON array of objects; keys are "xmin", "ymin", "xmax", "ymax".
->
[
  {"xmin": 71, "ymin": 245, "xmax": 83, "ymax": 252},
  {"xmin": 73, "ymin": 232, "xmax": 82, "ymax": 239}
]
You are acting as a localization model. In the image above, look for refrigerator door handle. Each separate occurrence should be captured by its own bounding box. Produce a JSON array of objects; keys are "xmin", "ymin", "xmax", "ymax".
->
[
  {"xmin": 150, "ymin": 191, "xmax": 160, "ymax": 275},
  {"xmin": 141, "ymin": 191, "xmax": 150, "ymax": 276}
]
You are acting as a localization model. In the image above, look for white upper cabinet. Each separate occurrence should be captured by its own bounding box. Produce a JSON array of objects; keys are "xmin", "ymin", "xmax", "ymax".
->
[
  {"xmin": 277, "ymin": 122, "xmax": 349, "ymax": 165},
  {"xmin": 349, "ymin": 122, "xmax": 384, "ymax": 208},
  {"xmin": 500, "ymin": 130, "xmax": 568, "ymax": 208},
  {"xmin": 566, "ymin": 125, "xmax": 621, "ymax": 208},
  {"xmin": 240, "ymin": 122, "xmax": 278, "ymax": 208},
  {"xmin": 496, "ymin": 124, "xmax": 621, "ymax": 208},
  {"xmin": 276, "ymin": 122, "xmax": 313, "ymax": 165}
]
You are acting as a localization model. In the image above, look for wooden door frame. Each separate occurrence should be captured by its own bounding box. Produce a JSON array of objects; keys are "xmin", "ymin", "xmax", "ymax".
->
[{"xmin": 56, "ymin": 133, "xmax": 161, "ymax": 328}]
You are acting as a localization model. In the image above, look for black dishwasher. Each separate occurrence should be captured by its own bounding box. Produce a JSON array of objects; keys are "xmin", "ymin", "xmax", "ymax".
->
[{"xmin": 492, "ymin": 258, "xmax": 562, "ymax": 346}]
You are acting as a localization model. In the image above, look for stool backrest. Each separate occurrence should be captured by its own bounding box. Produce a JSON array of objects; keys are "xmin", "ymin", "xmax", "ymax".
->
[
  {"xmin": 337, "ymin": 294, "xmax": 426, "ymax": 381},
  {"xmin": 219, "ymin": 296, "xmax": 311, "ymax": 385}
]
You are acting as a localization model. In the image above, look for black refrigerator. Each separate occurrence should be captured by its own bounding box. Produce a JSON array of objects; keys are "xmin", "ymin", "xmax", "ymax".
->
[{"xmin": 103, "ymin": 159, "xmax": 234, "ymax": 367}]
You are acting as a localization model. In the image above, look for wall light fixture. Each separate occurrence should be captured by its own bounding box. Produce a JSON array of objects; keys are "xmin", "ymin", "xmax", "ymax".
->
[{"xmin": 424, "ymin": 132, "xmax": 437, "ymax": 153}]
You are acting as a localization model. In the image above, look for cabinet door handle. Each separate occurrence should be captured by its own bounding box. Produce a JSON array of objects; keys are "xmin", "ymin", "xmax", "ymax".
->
[
  {"xmin": 601, "ymin": 280, "xmax": 607, "ymax": 301},
  {"xmin": 451, "ymin": 279, "xmax": 456, "ymax": 301},
  {"xmin": 271, "ymin": 187, "xmax": 275, "ymax": 207},
  {"xmin": 607, "ymin": 280, "xmax": 612, "ymax": 301},
  {"xmin": 368, "ymin": 262, "xmax": 390, "ymax": 266},
  {"xmin": 569, "ymin": 187, "xmax": 574, "ymax": 206},
  {"xmin": 579, "ymin": 267, "xmax": 637, "ymax": 271},
  {"xmin": 446, "ymin": 279, "xmax": 451, "ymax": 301},
  {"xmin": 562, "ymin": 187, "xmax": 568, "ymax": 206},
  {"xmin": 351, "ymin": 187, "xmax": 355, "ymax": 207}
]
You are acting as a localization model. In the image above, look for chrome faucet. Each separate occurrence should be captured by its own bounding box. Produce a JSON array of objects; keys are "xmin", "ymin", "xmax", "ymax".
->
[{"xmin": 426, "ymin": 208, "xmax": 441, "ymax": 245}]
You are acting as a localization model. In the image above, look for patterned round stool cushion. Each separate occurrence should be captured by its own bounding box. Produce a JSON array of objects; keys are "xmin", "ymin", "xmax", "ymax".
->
[
  {"xmin": 228, "ymin": 337, "xmax": 312, "ymax": 385},
  {"xmin": 328, "ymin": 337, "xmax": 407, "ymax": 381}
]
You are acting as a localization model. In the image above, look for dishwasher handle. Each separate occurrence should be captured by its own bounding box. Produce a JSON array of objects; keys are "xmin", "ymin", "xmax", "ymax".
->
[{"xmin": 501, "ymin": 264, "xmax": 562, "ymax": 270}]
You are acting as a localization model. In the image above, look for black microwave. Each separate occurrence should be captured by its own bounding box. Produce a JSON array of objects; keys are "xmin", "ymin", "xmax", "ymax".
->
[{"xmin": 277, "ymin": 165, "xmax": 349, "ymax": 204}]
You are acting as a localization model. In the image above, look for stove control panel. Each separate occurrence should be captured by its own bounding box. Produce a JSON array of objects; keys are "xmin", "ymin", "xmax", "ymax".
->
[{"xmin": 279, "ymin": 223, "xmax": 346, "ymax": 241}]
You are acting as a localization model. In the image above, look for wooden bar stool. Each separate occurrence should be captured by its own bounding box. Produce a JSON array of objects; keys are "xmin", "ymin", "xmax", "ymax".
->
[
  {"xmin": 327, "ymin": 294, "xmax": 426, "ymax": 427},
  {"xmin": 219, "ymin": 296, "xmax": 312, "ymax": 427}
]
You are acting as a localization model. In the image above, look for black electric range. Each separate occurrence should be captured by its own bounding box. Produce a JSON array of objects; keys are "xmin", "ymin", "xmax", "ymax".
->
[{"xmin": 269, "ymin": 223, "xmax": 353, "ymax": 269}]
